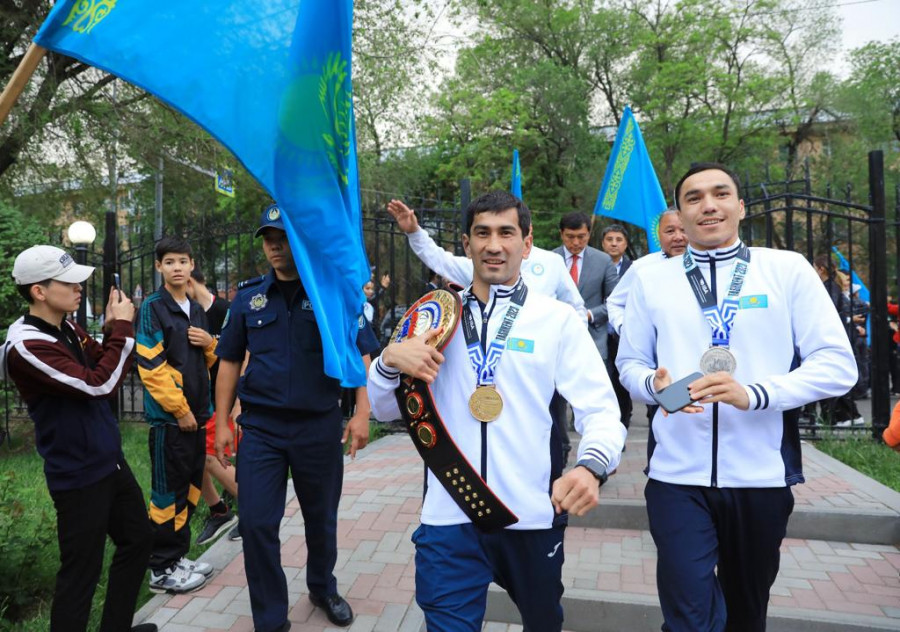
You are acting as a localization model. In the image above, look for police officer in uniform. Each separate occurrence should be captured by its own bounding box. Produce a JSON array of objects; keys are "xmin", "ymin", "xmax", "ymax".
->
[{"xmin": 214, "ymin": 205, "xmax": 379, "ymax": 631}]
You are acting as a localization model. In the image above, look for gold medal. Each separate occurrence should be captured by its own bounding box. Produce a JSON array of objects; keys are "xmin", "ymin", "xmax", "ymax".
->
[{"xmin": 469, "ymin": 386, "xmax": 503, "ymax": 422}]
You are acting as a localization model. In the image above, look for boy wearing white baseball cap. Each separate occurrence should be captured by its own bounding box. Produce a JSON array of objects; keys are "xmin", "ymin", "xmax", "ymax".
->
[{"xmin": 2, "ymin": 245, "xmax": 157, "ymax": 632}]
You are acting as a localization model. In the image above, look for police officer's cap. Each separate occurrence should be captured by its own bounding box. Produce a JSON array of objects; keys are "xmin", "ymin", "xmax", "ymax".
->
[{"xmin": 254, "ymin": 204, "xmax": 285, "ymax": 238}]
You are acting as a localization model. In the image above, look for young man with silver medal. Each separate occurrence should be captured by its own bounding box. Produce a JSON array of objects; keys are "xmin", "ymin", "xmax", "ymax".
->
[{"xmin": 615, "ymin": 163, "xmax": 857, "ymax": 631}]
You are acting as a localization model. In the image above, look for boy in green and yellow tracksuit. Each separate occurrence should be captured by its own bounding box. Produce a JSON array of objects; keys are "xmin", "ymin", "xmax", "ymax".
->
[{"xmin": 136, "ymin": 236, "xmax": 218, "ymax": 594}]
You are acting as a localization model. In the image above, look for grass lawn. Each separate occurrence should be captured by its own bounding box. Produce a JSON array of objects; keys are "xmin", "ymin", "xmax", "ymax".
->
[
  {"xmin": 814, "ymin": 433, "xmax": 900, "ymax": 493},
  {"xmin": 0, "ymin": 417, "xmax": 388, "ymax": 630}
]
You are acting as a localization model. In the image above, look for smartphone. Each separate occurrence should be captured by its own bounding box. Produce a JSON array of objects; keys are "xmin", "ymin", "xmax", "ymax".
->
[
  {"xmin": 113, "ymin": 273, "xmax": 122, "ymax": 302},
  {"xmin": 652, "ymin": 371, "xmax": 704, "ymax": 413}
]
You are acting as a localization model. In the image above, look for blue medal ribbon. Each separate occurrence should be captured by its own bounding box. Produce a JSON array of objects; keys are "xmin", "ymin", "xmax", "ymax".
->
[
  {"xmin": 683, "ymin": 245, "xmax": 751, "ymax": 347},
  {"xmin": 461, "ymin": 281, "xmax": 528, "ymax": 387}
]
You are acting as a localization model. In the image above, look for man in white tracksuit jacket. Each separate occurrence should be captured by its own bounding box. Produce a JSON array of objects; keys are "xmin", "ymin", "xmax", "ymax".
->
[
  {"xmin": 616, "ymin": 163, "xmax": 857, "ymax": 631},
  {"xmin": 370, "ymin": 190, "xmax": 625, "ymax": 631}
]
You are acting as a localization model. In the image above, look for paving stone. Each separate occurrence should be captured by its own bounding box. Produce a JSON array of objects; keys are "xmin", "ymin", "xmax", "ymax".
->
[{"xmin": 133, "ymin": 434, "xmax": 900, "ymax": 631}]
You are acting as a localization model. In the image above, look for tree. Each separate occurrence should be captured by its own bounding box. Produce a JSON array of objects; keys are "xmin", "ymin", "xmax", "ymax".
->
[
  {"xmin": 0, "ymin": 199, "xmax": 50, "ymax": 337},
  {"xmin": 841, "ymin": 39, "xmax": 900, "ymax": 148},
  {"xmin": 415, "ymin": 0, "xmax": 842, "ymax": 215},
  {"xmin": 0, "ymin": 3, "xmax": 122, "ymax": 186}
]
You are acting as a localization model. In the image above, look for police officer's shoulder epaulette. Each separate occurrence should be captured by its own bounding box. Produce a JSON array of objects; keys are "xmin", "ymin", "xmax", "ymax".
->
[{"xmin": 237, "ymin": 275, "xmax": 266, "ymax": 290}]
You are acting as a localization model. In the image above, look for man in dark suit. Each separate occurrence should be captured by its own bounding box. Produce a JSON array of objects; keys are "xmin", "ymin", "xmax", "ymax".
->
[
  {"xmin": 601, "ymin": 224, "xmax": 633, "ymax": 428},
  {"xmin": 554, "ymin": 213, "xmax": 619, "ymax": 360},
  {"xmin": 553, "ymin": 213, "xmax": 620, "ymax": 460}
]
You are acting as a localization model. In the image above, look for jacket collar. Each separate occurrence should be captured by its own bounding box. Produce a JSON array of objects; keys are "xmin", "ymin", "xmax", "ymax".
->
[
  {"xmin": 158, "ymin": 285, "xmax": 195, "ymax": 315},
  {"xmin": 687, "ymin": 240, "xmax": 744, "ymax": 266},
  {"xmin": 463, "ymin": 277, "xmax": 524, "ymax": 307}
]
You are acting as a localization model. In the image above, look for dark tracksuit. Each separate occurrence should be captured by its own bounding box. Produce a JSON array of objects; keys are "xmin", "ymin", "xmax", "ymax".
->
[
  {"xmin": 216, "ymin": 271, "xmax": 379, "ymax": 632},
  {"xmin": 3, "ymin": 315, "xmax": 152, "ymax": 632},
  {"xmin": 136, "ymin": 287, "xmax": 217, "ymax": 571}
]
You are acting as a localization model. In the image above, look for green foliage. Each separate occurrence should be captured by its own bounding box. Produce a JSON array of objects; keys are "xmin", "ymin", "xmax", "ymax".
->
[
  {"xmin": 815, "ymin": 435, "xmax": 900, "ymax": 493},
  {"xmin": 0, "ymin": 418, "xmax": 389, "ymax": 627},
  {"xmin": 0, "ymin": 471, "xmax": 56, "ymax": 622},
  {"xmin": 0, "ymin": 200, "xmax": 53, "ymax": 338}
]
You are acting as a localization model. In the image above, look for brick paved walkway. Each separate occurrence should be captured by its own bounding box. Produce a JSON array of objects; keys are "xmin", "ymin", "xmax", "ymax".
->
[{"xmin": 135, "ymin": 432, "xmax": 900, "ymax": 631}]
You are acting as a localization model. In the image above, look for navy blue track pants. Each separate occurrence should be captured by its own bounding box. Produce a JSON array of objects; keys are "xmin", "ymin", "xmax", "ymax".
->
[
  {"xmin": 645, "ymin": 479, "xmax": 794, "ymax": 632},
  {"xmin": 412, "ymin": 522, "xmax": 566, "ymax": 632}
]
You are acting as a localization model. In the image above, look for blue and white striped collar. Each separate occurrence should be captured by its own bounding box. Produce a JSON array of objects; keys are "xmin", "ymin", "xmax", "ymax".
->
[
  {"xmin": 463, "ymin": 278, "xmax": 523, "ymax": 304},
  {"xmin": 687, "ymin": 240, "xmax": 743, "ymax": 265}
]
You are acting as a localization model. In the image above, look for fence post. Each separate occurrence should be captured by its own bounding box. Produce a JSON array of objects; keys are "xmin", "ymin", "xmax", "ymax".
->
[
  {"xmin": 458, "ymin": 179, "xmax": 471, "ymax": 256},
  {"xmin": 868, "ymin": 150, "xmax": 889, "ymax": 439}
]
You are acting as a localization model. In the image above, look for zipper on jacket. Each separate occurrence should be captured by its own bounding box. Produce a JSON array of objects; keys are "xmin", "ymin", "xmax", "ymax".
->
[
  {"xmin": 479, "ymin": 295, "xmax": 497, "ymax": 482},
  {"xmin": 709, "ymin": 258, "xmax": 719, "ymax": 487}
]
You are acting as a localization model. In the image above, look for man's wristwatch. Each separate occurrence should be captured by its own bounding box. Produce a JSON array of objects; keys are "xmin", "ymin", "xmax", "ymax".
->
[{"xmin": 576, "ymin": 459, "xmax": 608, "ymax": 486}]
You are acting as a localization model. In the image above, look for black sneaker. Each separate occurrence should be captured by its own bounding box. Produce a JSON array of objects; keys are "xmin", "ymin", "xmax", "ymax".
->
[
  {"xmin": 196, "ymin": 510, "xmax": 238, "ymax": 546},
  {"xmin": 227, "ymin": 523, "xmax": 242, "ymax": 541},
  {"xmin": 132, "ymin": 625, "xmax": 158, "ymax": 632},
  {"xmin": 309, "ymin": 592, "xmax": 353, "ymax": 627}
]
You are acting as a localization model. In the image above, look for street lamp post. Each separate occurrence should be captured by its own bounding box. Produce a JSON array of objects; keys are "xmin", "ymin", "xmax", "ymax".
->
[{"xmin": 67, "ymin": 220, "xmax": 96, "ymax": 330}]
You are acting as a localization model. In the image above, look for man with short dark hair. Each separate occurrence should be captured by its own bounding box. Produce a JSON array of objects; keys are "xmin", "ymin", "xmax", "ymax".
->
[
  {"xmin": 552, "ymin": 211, "xmax": 618, "ymax": 461},
  {"xmin": 601, "ymin": 224, "xmax": 630, "ymax": 276},
  {"xmin": 617, "ymin": 162, "xmax": 857, "ymax": 631},
  {"xmin": 3, "ymin": 245, "xmax": 156, "ymax": 632},
  {"xmin": 385, "ymin": 198, "xmax": 587, "ymax": 322},
  {"xmin": 369, "ymin": 190, "xmax": 625, "ymax": 632},
  {"xmin": 554, "ymin": 212, "xmax": 618, "ymax": 358}
]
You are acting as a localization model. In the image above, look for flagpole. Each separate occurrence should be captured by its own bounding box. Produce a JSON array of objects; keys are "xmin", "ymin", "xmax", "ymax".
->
[{"xmin": 0, "ymin": 43, "xmax": 47, "ymax": 127}]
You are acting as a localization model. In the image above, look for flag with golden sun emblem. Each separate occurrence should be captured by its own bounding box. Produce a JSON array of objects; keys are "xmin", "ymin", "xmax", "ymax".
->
[{"xmin": 35, "ymin": 0, "xmax": 370, "ymax": 386}]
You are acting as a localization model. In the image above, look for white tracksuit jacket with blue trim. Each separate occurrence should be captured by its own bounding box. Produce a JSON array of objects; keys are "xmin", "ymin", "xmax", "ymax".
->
[
  {"xmin": 616, "ymin": 242, "xmax": 857, "ymax": 488},
  {"xmin": 368, "ymin": 282, "xmax": 626, "ymax": 530}
]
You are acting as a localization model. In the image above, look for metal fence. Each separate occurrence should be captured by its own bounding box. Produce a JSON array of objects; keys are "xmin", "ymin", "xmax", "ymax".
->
[{"xmin": 2, "ymin": 161, "xmax": 896, "ymax": 440}]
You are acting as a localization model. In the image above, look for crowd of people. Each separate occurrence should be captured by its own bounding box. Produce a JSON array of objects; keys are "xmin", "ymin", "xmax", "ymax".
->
[{"xmin": 2, "ymin": 162, "xmax": 877, "ymax": 632}]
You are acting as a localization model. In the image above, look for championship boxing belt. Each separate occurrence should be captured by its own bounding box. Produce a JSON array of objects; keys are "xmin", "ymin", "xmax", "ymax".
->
[{"xmin": 391, "ymin": 288, "xmax": 519, "ymax": 532}]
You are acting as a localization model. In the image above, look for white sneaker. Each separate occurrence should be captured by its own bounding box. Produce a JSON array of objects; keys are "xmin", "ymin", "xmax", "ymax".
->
[
  {"xmin": 176, "ymin": 556, "xmax": 213, "ymax": 577},
  {"xmin": 852, "ymin": 416, "xmax": 866, "ymax": 426},
  {"xmin": 835, "ymin": 420, "xmax": 852, "ymax": 427},
  {"xmin": 148, "ymin": 564, "xmax": 207, "ymax": 593}
]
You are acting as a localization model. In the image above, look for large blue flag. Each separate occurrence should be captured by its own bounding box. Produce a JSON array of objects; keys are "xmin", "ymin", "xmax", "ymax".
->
[
  {"xmin": 593, "ymin": 106, "xmax": 667, "ymax": 252},
  {"xmin": 35, "ymin": 1, "xmax": 369, "ymax": 386},
  {"xmin": 511, "ymin": 149, "xmax": 522, "ymax": 199}
]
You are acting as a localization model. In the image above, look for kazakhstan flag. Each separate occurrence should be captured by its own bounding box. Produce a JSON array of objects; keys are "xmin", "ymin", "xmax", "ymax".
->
[
  {"xmin": 593, "ymin": 106, "xmax": 667, "ymax": 252},
  {"xmin": 511, "ymin": 149, "xmax": 523, "ymax": 199},
  {"xmin": 35, "ymin": 0, "xmax": 369, "ymax": 387}
]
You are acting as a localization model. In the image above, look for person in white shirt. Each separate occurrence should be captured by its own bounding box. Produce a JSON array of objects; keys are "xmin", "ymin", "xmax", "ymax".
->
[
  {"xmin": 616, "ymin": 163, "xmax": 857, "ymax": 631},
  {"xmin": 385, "ymin": 199, "xmax": 587, "ymax": 323},
  {"xmin": 369, "ymin": 191, "xmax": 625, "ymax": 632}
]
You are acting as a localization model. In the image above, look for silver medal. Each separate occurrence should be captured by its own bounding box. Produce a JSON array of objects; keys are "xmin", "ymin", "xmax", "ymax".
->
[{"xmin": 700, "ymin": 347, "xmax": 737, "ymax": 375}]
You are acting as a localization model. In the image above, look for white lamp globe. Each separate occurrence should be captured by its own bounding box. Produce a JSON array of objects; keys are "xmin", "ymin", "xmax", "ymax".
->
[{"xmin": 67, "ymin": 220, "xmax": 97, "ymax": 245}]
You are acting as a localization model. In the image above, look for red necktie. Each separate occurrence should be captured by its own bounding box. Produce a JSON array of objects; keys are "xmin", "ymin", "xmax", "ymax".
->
[{"xmin": 570, "ymin": 254, "xmax": 579, "ymax": 285}]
